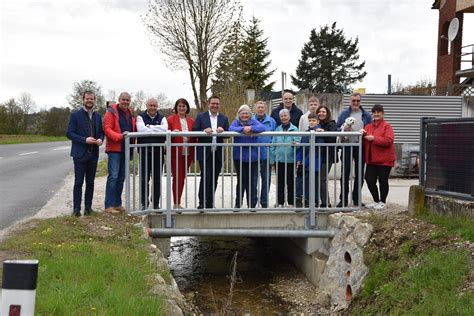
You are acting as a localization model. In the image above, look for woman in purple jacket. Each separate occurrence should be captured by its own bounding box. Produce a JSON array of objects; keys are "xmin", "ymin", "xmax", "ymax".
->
[{"xmin": 229, "ymin": 104, "xmax": 265, "ymax": 209}]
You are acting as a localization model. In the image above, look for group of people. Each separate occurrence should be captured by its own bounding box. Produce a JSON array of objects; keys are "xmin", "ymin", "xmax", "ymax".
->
[{"xmin": 66, "ymin": 89, "xmax": 395, "ymax": 216}]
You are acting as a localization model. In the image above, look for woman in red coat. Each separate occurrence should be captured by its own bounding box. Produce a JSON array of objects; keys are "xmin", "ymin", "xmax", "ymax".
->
[
  {"xmin": 167, "ymin": 98, "xmax": 195, "ymax": 209},
  {"xmin": 361, "ymin": 104, "xmax": 396, "ymax": 210}
]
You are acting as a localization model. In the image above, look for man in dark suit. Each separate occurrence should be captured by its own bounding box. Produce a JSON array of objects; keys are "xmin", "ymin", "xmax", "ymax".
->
[
  {"xmin": 66, "ymin": 91, "xmax": 104, "ymax": 217},
  {"xmin": 192, "ymin": 95, "xmax": 229, "ymax": 209}
]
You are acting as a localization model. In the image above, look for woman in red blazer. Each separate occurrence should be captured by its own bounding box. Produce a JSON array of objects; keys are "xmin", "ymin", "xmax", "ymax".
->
[
  {"xmin": 167, "ymin": 98, "xmax": 195, "ymax": 209},
  {"xmin": 361, "ymin": 104, "xmax": 396, "ymax": 210}
]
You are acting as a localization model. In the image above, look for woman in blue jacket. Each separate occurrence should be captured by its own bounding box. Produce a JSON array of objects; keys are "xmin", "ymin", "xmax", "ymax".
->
[{"xmin": 229, "ymin": 105, "xmax": 265, "ymax": 209}]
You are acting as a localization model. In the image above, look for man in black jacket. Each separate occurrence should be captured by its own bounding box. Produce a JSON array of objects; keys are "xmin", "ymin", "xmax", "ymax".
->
[
  {"xmin": 270, "ymin": 89, "xmax": 303, "ymax": 127},
  {"xmin": 66, "ymin": 91, "xmax": 104, "ymax": 217},
  {"xmin": 192, "ymin": 96, "xmax": 229, "ymax": 209}
]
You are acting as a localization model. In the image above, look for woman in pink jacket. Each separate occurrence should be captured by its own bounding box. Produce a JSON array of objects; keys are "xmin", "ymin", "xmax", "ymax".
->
[
  {"xmin": 361, "ymin": 104, "xmax": 396, "ymax": 210},
  {"xmin": 167, "ymin": 98, "xmax": 195, "ymax": 209}
]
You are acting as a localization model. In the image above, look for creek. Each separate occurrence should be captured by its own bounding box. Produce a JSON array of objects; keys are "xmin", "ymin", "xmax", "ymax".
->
[{"xmin": 169, "ymin": 236, "xmax": 299, "ymax": 314}]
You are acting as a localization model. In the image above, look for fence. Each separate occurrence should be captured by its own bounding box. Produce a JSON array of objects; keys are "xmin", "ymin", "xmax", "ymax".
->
[
  {"xmin": 419, "ymin": 117, "xmax": 474, "ymax": 201},
  {"xmin": 124, "ymin": 131, "xmax": 363, "ymax": 228}
]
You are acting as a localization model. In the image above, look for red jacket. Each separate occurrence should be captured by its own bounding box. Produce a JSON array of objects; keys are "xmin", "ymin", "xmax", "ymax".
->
[
  {"xmin": 363, "ymin": 119, "xmax": 396, "ymax": 167},
  {"xmin": 167, "ymin": 114, "xmax": 195, "ymax": 158},
  {"xmin": 104, "ymin": 104, "xmax": 136, "ymax": 153}
]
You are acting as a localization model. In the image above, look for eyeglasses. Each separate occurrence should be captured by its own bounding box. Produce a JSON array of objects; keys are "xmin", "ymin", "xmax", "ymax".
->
[{"xmin": 351, "ymin": 100, "xmax": 361, "ymax": 103}]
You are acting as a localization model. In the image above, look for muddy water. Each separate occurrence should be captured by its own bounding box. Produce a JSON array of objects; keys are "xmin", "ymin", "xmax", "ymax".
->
[{"xmin": 169, "ymin": 236, "xmax": 295, "ymax": 314}]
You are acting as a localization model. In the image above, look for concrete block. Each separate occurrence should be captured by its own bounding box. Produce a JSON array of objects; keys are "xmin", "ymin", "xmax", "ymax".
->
[{"xmin": 408, "ymin": 185, "xmax": 425, "ymax": 215}]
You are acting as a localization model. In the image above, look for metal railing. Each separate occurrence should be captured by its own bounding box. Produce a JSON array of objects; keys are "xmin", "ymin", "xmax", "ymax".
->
[
  {"xmin": 419, "ymin": 117, "xmax": 474, "ymax": 201},
  {"xmin": 124, "ymin": 131, "xmax": 363, "ymax": 230}
]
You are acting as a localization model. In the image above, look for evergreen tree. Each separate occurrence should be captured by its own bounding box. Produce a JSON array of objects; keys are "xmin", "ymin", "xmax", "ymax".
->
[
  {"xmin": 211, "ymin": 20, "xmax": 246, "ymax": 117},
  {"xmin": 240, "ymin": 16, "xmax": 275, "ymax": 92},
  {"xmin": 291, "ymin": 22, "xmax": 366, "ymax": 93},
  {"xmin": 67, "ymin": 80, "xmax": 105, "ymax": 111}
]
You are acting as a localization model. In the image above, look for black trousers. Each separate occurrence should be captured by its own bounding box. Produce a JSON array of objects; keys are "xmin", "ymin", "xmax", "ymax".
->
[
  {"xmin": 340, "ymin": 146, "xmax": 365, "ymax": 205},
  {"xmin": 198, "ymin": 151, "xmax": 223, "ymax": 208},
  {"xmin": 276, "ymin": 162, "xmax": 295, "ymax": 205},
  {"xmin": 365, "ymin": 164, "xmax": 392, "ymax": 203},
  {"xmin": 140, "ymin": 148, "xmax": 163, "ymax": 209}
]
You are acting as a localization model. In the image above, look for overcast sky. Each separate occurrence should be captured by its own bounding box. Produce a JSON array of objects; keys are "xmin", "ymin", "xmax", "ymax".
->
[{"xmin": 1, "ymin": 0, "xmax": 473, "ymax": 110}]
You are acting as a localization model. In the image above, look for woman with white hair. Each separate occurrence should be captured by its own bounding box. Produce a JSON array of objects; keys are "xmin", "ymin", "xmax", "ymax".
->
[
  {"xmin": 270, "ymin": 108, "xmax": 301, "ymax": 207},
  {"xmin": 229, "ymin": 104, "xmax": 265, "ymax": 209}
]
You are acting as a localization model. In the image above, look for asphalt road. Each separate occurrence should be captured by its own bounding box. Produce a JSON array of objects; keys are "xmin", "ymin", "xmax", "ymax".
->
[{"xmin": 0, "ymin": 141, "xmax": 75, "ymax": 230}]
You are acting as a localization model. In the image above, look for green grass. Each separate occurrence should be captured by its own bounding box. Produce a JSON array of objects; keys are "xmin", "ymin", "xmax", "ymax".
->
[
  {"xmin": 354, "ymin": 248, "xmax": 473, "ymax": 315},
  {"xmin": 418, "ymin": 209, "xmax": 474, "ymax": 242},
  {"xmin": 0, "ymin": 216, "xmax": 165, "ymax": 315},
  {"xmin": 0, "ymin": 134, "xmax": 68, "ymax": 144},
  {"xmin": 96, "ymin": 159, "xmax": 108, "ymax": 177}
]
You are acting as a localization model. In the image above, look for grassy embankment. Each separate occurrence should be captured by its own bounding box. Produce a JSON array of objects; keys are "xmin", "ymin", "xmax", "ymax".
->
[
  {"xmin": 0, "ymin": 134, "xmax": 68, "ymax": 144},
  {"xmin": 352, "ymin": 209, "xmax": 474, "ymax": 315},
  {"xmin": 0, "ymin": 213, "xmax": 167, "ymax": 314}
]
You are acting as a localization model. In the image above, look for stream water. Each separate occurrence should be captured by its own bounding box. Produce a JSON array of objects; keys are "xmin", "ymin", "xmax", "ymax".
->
[{"xmin": 169, "ymin": 236, "xmax": 297, "ymax": 314}]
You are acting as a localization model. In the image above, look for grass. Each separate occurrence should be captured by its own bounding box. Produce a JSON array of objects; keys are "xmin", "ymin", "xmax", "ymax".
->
[
  {"xmin": 418, "ymin": 209, "xmax": 474, "ymax": 242},
  {"xmin": 0, "ymin": 134, "xmax": 68, "ymax": 144},
  {"xmin": 0, "ymin": 215, "xmax": 166, "ymax": 315},
  {"xmin": 353, "ymin": 208, "xmax": 474, "ymax": 315},
  {"xmin": 355, "ymin": 248, "xmax": 473, "ymax": 315}
]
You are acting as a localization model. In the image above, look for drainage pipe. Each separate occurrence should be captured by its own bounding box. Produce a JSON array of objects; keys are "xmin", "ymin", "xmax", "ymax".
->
[{"xmin": 148, "ymin": 228, "xmax": 336, "ymax": 238}]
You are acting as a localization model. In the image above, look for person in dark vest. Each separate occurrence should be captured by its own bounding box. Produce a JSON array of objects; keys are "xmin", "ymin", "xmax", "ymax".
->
[
  {"xmin": 66, "ymin": 91, "xmax": 104, "ymax": 217},
  {"xmin": 104, "ymin": 92, "xmax": 136, "ymax": 213},
  {"xmin": 192, "ymin": 95, "xmax": 229, "ymax": 209},
  {"xmin": 136, "ymin": 98, "xmax": 168, "ymax": 209}
]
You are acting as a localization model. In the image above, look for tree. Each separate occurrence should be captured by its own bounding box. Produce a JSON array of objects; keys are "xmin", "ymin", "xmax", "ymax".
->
[
  {"xmin": 240, "ymin": 16, "xmax": 275, "ymax": 92},
  {"xmin": 211, "ymin": 21, "xmax": 246, "ymax": 118},
  {"xmin": 17, "ymin": 92, "xmax": 36, "ymax": 133},
  {"xmin": 37, "ymin": 107, "xmax": 71, "ymax": 136},
  {"xmin": 67, "ymin": 80, "xmax": 106, "ymax": 111},
  {"xmin": 144, "ymin": 0, "xmax": 241, "ymax": 111},
  {"xmin": 291, "ymin": 22, "xmax": 366, "ymax": 93},
  {"xmin": 391, "ymin": 78, "xmax": 435, "ymax": 95}
]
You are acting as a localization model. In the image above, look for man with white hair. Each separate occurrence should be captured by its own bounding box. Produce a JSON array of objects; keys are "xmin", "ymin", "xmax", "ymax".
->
[
  {"xmin": 136, "ymin": 98, "xmax": 168, "ymax": 209},
  {"xmin": 104, "ymin": 92, "xmax": 136, "ymax": 213}
]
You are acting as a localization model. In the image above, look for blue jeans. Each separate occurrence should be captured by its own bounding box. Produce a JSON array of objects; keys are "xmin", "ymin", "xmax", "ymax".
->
[
  {"xmin": 105, "ymin": 152, "xmax": 126, "ymax": 209},
  {"xmin": 256, "ymin": 160, "xmax": 271, "ymax": 208},
  {"xmin": 73, "ymin": 153, "xmax": 98, "ymax": 211}
]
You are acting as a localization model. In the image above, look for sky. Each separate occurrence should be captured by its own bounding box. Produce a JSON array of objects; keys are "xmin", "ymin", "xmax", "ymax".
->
[{"xmin": 1, "ymin": 0, "xmax": 473, "ymax": 110}]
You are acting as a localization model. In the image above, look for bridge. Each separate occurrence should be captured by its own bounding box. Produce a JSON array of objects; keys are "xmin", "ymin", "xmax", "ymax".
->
[{"xmin": 123, "ymin": 131, "xmax": 365, "ymax": 298}]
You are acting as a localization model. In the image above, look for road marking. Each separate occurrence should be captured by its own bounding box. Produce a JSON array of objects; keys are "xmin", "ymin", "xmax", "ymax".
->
[
  {"xmin": 53, "ymin": 146, "xmax": 69, "ymax": 151},
  {"xmin": 19, "ymin": 151, "xmax": 39, "ymax": 156}
]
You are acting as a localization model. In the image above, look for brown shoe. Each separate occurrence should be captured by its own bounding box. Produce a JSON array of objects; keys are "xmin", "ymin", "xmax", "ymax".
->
[
  {"xmin": 114, "ymin": 206, "xmax": 126, "ymax": 213},
  {"xmin": 105, "ymin": 207, "xmax": 120, "ymax": 214}
]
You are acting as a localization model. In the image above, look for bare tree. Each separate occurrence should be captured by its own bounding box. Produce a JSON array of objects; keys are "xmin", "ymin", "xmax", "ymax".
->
[{"xmin": 144, "ymin": 0, "xmax": 241, "ymax": 111}]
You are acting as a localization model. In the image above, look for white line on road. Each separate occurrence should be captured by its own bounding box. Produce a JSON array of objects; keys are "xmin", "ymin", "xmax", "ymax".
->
[
  {"xmin": 53, "ymin": 146, "xmax": 70, "ymax": 151},
  {"xmin": 19, "ymin": 151, "xmax": 39, "ymax": 156}
]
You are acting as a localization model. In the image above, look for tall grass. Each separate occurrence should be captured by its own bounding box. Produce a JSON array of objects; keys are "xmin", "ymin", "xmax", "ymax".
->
[{"xmin": 0, "ymin": 216, "xmax": 165, "ymax": 315}]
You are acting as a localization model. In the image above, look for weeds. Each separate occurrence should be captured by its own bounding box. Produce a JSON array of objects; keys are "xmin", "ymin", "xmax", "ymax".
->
[
  {"xmin": 0, "ymin": 215, "xmax": 165, "ymax": 314},
  {"xmin": 0, "ymin": 134, "xmax": 68, "ymax": 144},
  {"xmin": 418, "ymin": 209, "xmax": 474, "ymax": 242}
]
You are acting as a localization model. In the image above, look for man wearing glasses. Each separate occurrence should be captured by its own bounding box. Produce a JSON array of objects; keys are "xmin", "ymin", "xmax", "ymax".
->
[{"xmin": 336, "ymin": 92, "xmax": 372, "ymax": 207}]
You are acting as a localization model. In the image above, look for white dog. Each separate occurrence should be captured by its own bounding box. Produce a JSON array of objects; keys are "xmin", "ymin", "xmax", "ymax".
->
[{"xmin": 342, "ymin": 117, "xmax": 357, "ymax": 131}]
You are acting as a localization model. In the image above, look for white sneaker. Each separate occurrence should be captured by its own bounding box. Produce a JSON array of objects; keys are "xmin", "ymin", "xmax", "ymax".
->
[
  {"xmin": 373, "ymin": 202, "xmax": 386, "ymax": 210},
  {"xmin": 366, "ymin": 202, "xmax": 379, "ymax": 208}
]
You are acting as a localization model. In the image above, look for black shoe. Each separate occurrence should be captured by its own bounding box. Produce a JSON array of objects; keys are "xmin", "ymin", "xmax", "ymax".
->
[
  {"xmin": 84, "ymin": 208, "xmax": 95, "ymax": 216},
  {"xmin": 295, "ymin": 197, "xmax": 303, "ymax": 208},
  {"xmin": 336, "ymin": 201, "xmax": 347, "ymax": 207},
  {"xmin": 197, "ymin": 205, "xmax": 204, "ymax": 209},
  {"xmin": 353, "ymin": 201, "xmax": 365, "ymax": 207},
  {"xmin": 72, "ymin": 210, "xmax": 81, "ymax": 217}
]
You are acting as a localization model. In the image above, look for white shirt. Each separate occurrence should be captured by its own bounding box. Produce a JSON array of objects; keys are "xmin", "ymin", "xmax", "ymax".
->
[
  {"xmin": 136, "ymin": 113, "xmax": 168, "ymax": 133},
  {"xmin": 209, "ymin": 111, "xmax": 219, "ymax": 149}
]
